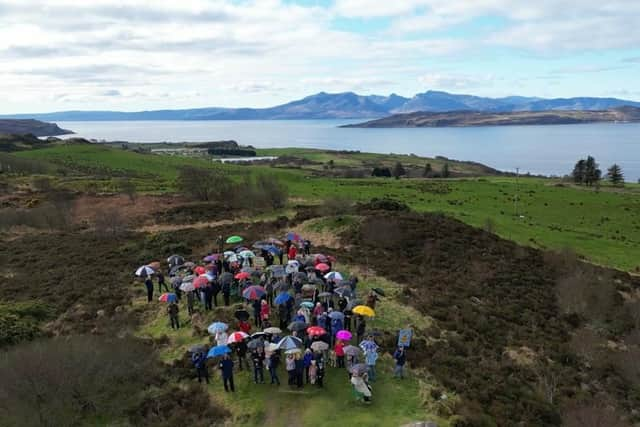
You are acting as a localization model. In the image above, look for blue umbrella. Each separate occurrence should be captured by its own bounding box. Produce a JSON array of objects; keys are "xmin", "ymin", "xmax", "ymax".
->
[
  {"xmin": 328, "ymin": 311, "xmax": 345, "ymax": 321},
  {"xmin": 207, "ymin": 322, "xmax": 228, "ymax": 335},
  {"xmin": 266, "ymin": 245, "xmax": 282, "ymax": 255},
  {"xmin": 275, "ymin": 292, "xmax": 292, "ymax": 305},
  {"xmin": 300, "ymin": 301, "xmax": 314, "ymax": 309},
  {"xmin": 207, "ymin": 345, "xmax": 231, "ymax": 358},
  {"xmin": 359, "ymin": 339, "xmax": 379, "ymax": 353},
  {"xmin": 276, "ymin": 335, "xmax": 303, "ymax": 351}
]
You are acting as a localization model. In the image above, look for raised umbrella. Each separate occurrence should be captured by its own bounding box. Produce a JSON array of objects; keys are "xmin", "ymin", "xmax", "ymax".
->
[
  {"xmin": 250, "ymin": 332, "xmax": 267, "ymax": 340},
  {"xmin": 371, "ymin": 287, "xmax": 386, "ymax": 297},
  {"xmin": 148, "ymin": 261, "xmax": 161, "ymax": 271},
  {"xmin": 193, "ymin": 276, "xmax": 210, "ymax": 289},
  {"xmin": 350, "ymin": 363, "xmax": 368, "ymax": 376},
  {"xmin": 285, "ymin": 231, "xmax": 302, "ymax": 242},
  {"xmin": 315, "ymin": 263, "xmax": 330, "ymax": 272},
  {"xmin": 299, "ymin": 301, "xmax": 315, "ymax": 309},
  {"xmin": 227, "ymin": 331, "xmax": 249, "ymax": 344},
  {"xmin": 242, "ymin": 285, "xmax": 266, "ymax": 301},
  {"xmin": 226, "ymin": 235, "xmax": 243, "ymax": 244},
  {"xmin": 343, "ymin": 345, "xmax": 361, "ymax": 357},
  {"xmin": 265, "ymin": 245, "xmax": 282, "ymax": 255},
  {"xmin": 247, "ymin": 339, "xmax": 265, "ymax": 349},
  {"xmin": 167, "ymin": 254, "xmax": 185, "ymax": 267},
  {"xmin": 239, "ymin": 250, "xmax": 255, "ymax": 259},
  {"xmin": 314, "ymin": 254, "xmax": 329, "ymax": 264},
  {"xmin": 276, "ymin": 335, "xmax": 303, "ymax": 351},
  {"xmin": 359, "ymin": 339, "xmax": 379, "ymax": 353},
  {"xmin": 158, "ymin": 292, "xmax": 178, "ymax": 303},
  {"xmin": 346, "ymin": 299, "xmax": 364, "ymax": 310},
  {"xmin": 285, "ymin": 348, "xmax": 302, "ymax": 355},
  {"xmin": 264, "ymin": 327, "xmax": 282, "ymax": 334},
  {"xmin": 179, "ymin": 281, "xmax": 195, "ymax": 292},
  {"xmin": 194, "ymin": 266, "xmax": 206, "ymax": 275},
  {"xmin": 267, "ymin": 237, "xmax": 284, "ymax": 246},
  {"xmin": 203, "ymin": 254, "xmax": 219, "ymax": 262},
  {"xmin": 328, "ymin": 311, "xmax": 345, "ymax": 321},
  {"xmin": 311, "ymin": 341, "xmax": 329, "ymax": 352},
  {"xmin": 293, "ymin": 272, "xmax": 307, "ymax": 282},
  {"xmin": 288, "ymin": 321, "xmax": 308, "ymax": 332},
  {"xmin": 268, "ymin": 265, "xmax": 286, "ymax": 278},
  {"xmin": 336, "ymin": 330, "xmax": 352, "ymax": 341},
  {"xmin": 307, "ymin": 326, "xmax": 326, "ymax": 337},
  {"xmin": 235, "ymin": 272, "xmax": 251, "ymax": 280},
  {"xmin": 334, "ymin": 287, "xmax": 353, "ymax": 298},
  {"xmin": 207, "ymin": 322, "xmax": 228, "ymax": 335},
  {"xmin": 170, "ymin": 276, "xmax": 182, "ymax": 286},
  {"xmin": 324, "ymin": 271, "xmax": 343, "ymax": 282},
  {"xmin": 207, "ymin": 345, "xmax": 231, "ymax": 358},
  {"xmin": 353, "ymin": 305, "xmax": 375, "ymax": 317},
  {"xmin": 234, "ymin": 309, "xmax": 250, "ymax": 321},
  {"xmin": 183, "ymin": 262, "xmax": 196, "ymax": 268},
  {"xmin": 301, "ymin": 284, "xmax": 316, "ymax": 293},
  {"xmin": 274, "ymin": 292, "xmax": 292, "ymax": 305},
  {"xmin": 135, "ymin": 265, "xmax": 155, "ymax": 277}
]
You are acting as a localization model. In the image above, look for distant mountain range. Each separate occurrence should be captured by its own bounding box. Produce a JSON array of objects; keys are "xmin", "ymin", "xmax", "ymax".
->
[{"xmin": 3, "ymin": 91, "xmax": 640, "ymax": 121}]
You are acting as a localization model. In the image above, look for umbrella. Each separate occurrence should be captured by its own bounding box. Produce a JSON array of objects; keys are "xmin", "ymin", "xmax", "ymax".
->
[
  {"xmin": 288, "ymin": 321, "xmax": 308, "ymax": 332},
  {"xmin": 276, "ymin": 335, "xmax": 303, "ymax": 351},
  {"xmin": 293, "ymin": 272, "xmax": 307, "ymax": 282},
  {"xmin": 182, "ymin": 274, "xmax": 196, "ymax": 283},
  {"xmin": 188, "ymin": 344, "xmax": 207, "ymax": 353},
  {"xmin": 264, "ymin": 327, "xmax": 282, "ymax": 334},
  {"xmin": 158, "ymin": 293, "xmax": 178, "ymax": 303},
  {"xmin": 285, "ymin": 264, "xmax": 299, "ymax": 275},
  {"xmin": 251, "ymin": 332, "xmax": 267, "ymax": 340},
  {"xmin": 285, "ymin": 231, "xmax": 302, "ymax": 242},
  {"xmin": 194, "ymin": 266, "xmax": 206, "ymax": 275},
  {"xmin": 135, "ymin": 265, "xmax": 155, "ymax": 277},
  {"xmin": 148, "ymin": 261, "xmax": 161, "ymax": 271},
  {"xmin": 233, "ymin": 309, "xmax": 250, "ymax": 321},
  {"xmin": 239, "ymin": 250, "xmax": 255, "ymax": 259},
  {"xmin": 180, "ymin": 281, "xmax": 195, "ymax": 292},
  {"xmin": 371, "ymin": 287, "xmax": 386, "ymax": 297},
  {"xmin": 359, "ymin": 339, "xmax": 379, "ymax": 353},
  {"xmin": 336, "ymin": 330, "xmax": 352, "ymax": 341},
  {"xmin": 167, "ymin": 255, "xmax": 185, "ymax": 267},
  {"xmin": 242, "ymin": 285, "xmax": 266, "ymax": 301},
  {"xmin": 184, "ymin": 262, "xmax": 196, "ymax": 268},
  {"xmin": 240, "ymin": 267, "xmax": 256, "ymax": 274},
  {"xmin": 285, "ymin": 348, "xmax": 302, "ymax": 355},
  {"xmin": 275, "ymin": 281, "xmax": 290, "ymax": 292},
  {"xmin": 311, "ymin": 341, "xmax": 329, "ymax": 352},
  {"xmin": 235, "ymin": 272, "xmax": 251, "ymax": 280},
  {"xmin": 207, "ymin": 345, "xmax": 231, "ymax": 358},
  {"xmin": 169, "ymin": 265, "xmax": 188, "ymax": 276},
  {"xmin": 287, "ymin": 260, "xmax": 300, "ymax": 268},
  {"xmin": 314, "ymin": 254, "xmax": 329, "ymax": 264},
  {"xmin": 343, "ymin": 345, "xmax": 361, "ymax": 357},
  {"xmin": 247, "ymin": 339, "xmax": 265, "ymax": 349},
  {"xmin": 268, "ymin": 265, "xmax": 286, "ymax": 277},
  {"xmin": 203, "ymin": 272, "xmax": 216, "ymax": 281},
  {"xmin": 274, "ymin": 293, "xmax": 292, "ymax": 305},
  {"xmin": 315, "ymin": 263, "xmax": 330, "ymax": 272},
  {"xmin": 207, "ymin": 322, "xmax": 228, "ymax": 335},
  {"xmin": 267, "ymin": 238, "xmax": 284, "ymax": 246},
  {"xmin": 307, "ymin": 326, "xmax": 326, "ymax": 337},
  {"xmin": 266, "ymin": 245, "xmax": 282, "ymax": 255},
  {"xmin": 226, "ymin": 235, "xmax": 243, "ymax": 244},
  {"xmin": 300, "ymin": 301, "xmax": 315, "ymax": 309},
  {"xmin": 353, "ymin": 305, "xmax": 375, "ymax": 317},
  {"xmin": 318, "ymin": 292, "xmax": 333, "ymax": 298},
  {"xmin": 193, "ymin": 276, "xmax": 210, "ymax": 289},
  {"xmin": 203, "ymin": 254, "xmax": 219, "ymax": 262},
  {"xmin": 227, "ymin": 331, "xmax": 249, "ymax": 344},
  {"xmin": 328, "ymin": 311, "xmax": 345, "ymax": 321},
  {"xmin": 324, "ymin": 271, "xmax": 343, "ymax": 282},
  {"xmin": 170, "ymin": 276, "xmax": 183, "ymax": 286},
  {"xmin": 334, "ymin": 287, "xmax": 353, "ymax": 298},
  {"xmin": 265, "ymin": 342, "xmax": 279, "ymax": 353},
  {"xmin": 350, "ymin": 363, "xmax": 368, "ymax": 376},
  {"xmin": 346, "ymin": 299, "xmax": 364, "ymax": 310}
]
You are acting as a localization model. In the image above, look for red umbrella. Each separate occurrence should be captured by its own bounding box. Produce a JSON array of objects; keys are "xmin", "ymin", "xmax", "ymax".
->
[
  {"xmin": 193, "ymin": 276, "xmax": 209, "ymax": 289},
  {"xmin": 242, "ymin": 285, "xmax": 266, "ymax": 301},
  {"xmin": 194, "ymin": 266, "xmax": 206, "ymax": 275},
  {"xmin": 235, "ymin": 272, "xmax": 251, "ymax": 280},
  {"xmin": 307, "ymin": 326, "xmax": 327, "ymax": 337},
  {"xmin": 227, "ymin": 331, "xmax": 249, "ymax": 344},
  {"xmin": 314, "ymin": 254, "xmax": 328, "ymax": 264},
  {"xmin": 315, "ymin": 263, "xmax": 330, "ymax": 272}
]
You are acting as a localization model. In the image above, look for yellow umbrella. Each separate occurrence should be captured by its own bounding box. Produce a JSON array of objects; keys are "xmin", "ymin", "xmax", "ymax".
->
[{"xmin": 352, "ymin": 305, "xmax": 375, "ymax": 317}]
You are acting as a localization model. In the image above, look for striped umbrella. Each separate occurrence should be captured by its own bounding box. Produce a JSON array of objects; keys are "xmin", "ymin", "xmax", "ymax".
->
[{"xmin": 242, "ymin": 285, "xmax": 266, "ymax": 301}]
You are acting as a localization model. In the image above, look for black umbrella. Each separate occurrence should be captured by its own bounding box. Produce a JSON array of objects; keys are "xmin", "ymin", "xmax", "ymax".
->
[
  {"xmin": 188, "ymin": 344, "xmax": 207, "ymax": 353},
  {"xmin": 167, "ymin": 254, "xmax": 185, "ymax": 268},
  {"xmin": 247, "ymin": 339, "xmax": 265, "ymax": 349},
  {"xmin": 371, "ymin": 287, "xmax": 386, "ymax": 297},
  {"xmin": 288, "ymin": 321, "xmax": 308, "ymax": 332},
  {"xmin": 346, "ymin": 299, "xmax": 363, "ymax": 310},
  {"xmin": 334, "ymin": 287, "xmax": 353, "ymax": 298},
  {"xmin": 350, "ymin": 363, "xmax": 368, "ymax": 376},
  {"xmin": 251, "ymin": 332, "xmax": 267, "ymax": 340},
  {"xmin": 234, "ymin": 309, "xmax": 250, "ymax": 321},
  {"xmin": 293, "ymin": 272, "xmax": 307, "ymax": 282}
]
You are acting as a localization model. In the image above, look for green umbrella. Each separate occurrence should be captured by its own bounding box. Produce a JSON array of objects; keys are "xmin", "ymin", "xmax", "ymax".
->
[{"xmin": 226, "ymin": 235, "xmax": 243, "ymax": 244}]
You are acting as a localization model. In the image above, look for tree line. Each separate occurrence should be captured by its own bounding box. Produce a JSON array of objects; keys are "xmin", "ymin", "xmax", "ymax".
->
[
  {"xmin": 371, "ymin": 161, "xmax": 450, "ymax": 179},
  {"xmin": 571, "ymin": 156, "xmax": 624, "ymax": 186}
]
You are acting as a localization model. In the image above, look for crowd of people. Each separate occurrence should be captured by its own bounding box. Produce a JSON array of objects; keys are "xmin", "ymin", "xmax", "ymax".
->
[{"xmin": 135, "ymin": 233, "xmax": 410, "ymax": 404}]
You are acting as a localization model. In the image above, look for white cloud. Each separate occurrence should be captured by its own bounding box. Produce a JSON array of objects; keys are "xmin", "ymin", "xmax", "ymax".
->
[{"xmin": 418, "ymin": 72, "xmax": 497, "ymax": 90}]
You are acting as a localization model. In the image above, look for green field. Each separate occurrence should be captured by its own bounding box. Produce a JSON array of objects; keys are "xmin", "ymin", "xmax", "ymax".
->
[{"xmin": 15, "ymin": 144, "xmax": 640, "ymax": 271}]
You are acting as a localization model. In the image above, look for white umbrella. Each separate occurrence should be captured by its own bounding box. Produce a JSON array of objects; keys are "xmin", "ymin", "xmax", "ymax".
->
[
  {"xmin": 135, "ymin": 265, "xmax": 155, "ymax": 277},
  {"xmin": 239, "ymin": 250, "xmax": 255, "ymax": 259},
  {"xmin": 180, "ymin": 281, "xmax": 195, "ymax": 292},
  {"xmin": 324, "ymin": 271, "xmax": 343, "ymax": 282}
]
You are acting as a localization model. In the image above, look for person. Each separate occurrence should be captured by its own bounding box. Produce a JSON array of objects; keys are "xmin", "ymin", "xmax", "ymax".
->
[
  {"xmin": 335, "ymin": 340, "xmax": 345, "ymax": 368},
  {"xmin": 313, "ymin": 302, "xmax": 324, "ymax": 320},
  {"xmin": 278, "ymin": 304, "xmax": 289, "ymax": 330},
  {"xmin": 144, "ymin": 277, "xmax": 154, "ymax": 302},
  {"xmin": 252, "ymin": 299, "xmax": 262, "ymax": 328},
  {"xmin": 366, "ymin": 291, "xmax": 379, "ymax": 309},
  {"xmin": 236, "ymin": 339, "xmax": 249, "ymax": 371},
  {"xmin": 286, "ymin": 354, "xmax": 296, "ymax": 386},
  {"xmin": 351, "ymin": 373, "xmax": 372, "ymax": 403},
  {"xmin": 252, "ymin": 347, "xmax": 265, "ymax": 384},
  {"xmin": 309, "ymin": 359, "xmax": 318, "ymax": 384},
  {"xmin": 238, "ymin": 319, "xmax": 251, "ymax": 334},
  {"xmin": 265, "ymin": 279, "xmax": 275, "ymax": 307},
  {"xmin": 288, "ymin": 244, "xmax": 297, "ymax": 262},
  {"xmin": 215, "ymin": 330, "xmax": 228, "ymax": 347},
  {"xmin": 203, "ymin": 285, "xmax": 213, "ymax": 311},
  {"xmin": 303, "ymin": 349, "xmax": 314, "ymax": 383},
  {"xmin": 344, "ymin": 309, "xmax": 352, "ymax": 331},
  {"xmin": 191, "ymin": 351, "xmax": 209, "ymax": 384},
  {"xmin": 315, "ymin": 353, "xmax": 325, "ymax": 387},
  {"xmin": 260, "ymin": 299, "xmax": 270, "ymax": 325},
  {"xmin": 393, "ymin": 346, "xmax": 406, "ymax": 379},
  {"xmin": 157, "ymin": 272, "xmax": 169, "ymax": 293},
  {"xmin": 303, "ymin": 239, "xmax": 311, "ymax": 256},
  {"xmin": 356, "ymin": 316, "xmax": 366, "ymax": 343},
  {"xmin": 186, "ymin": 291, "xmax": 195, "ymax": 316},
  {"xmin": 222, "ymin": 281, "xmax": 231, "ymax": 306},
  {"xmin": 211, "ymin": 279, "xmax": 221, "ymax": 307},
  {"xmin": 219, "ymin": 354, "xmax": 235, "ymax": 392},
  {"xmin": 294, "ymin": 353, "xmax": 304, "ymax": 388},
  {"xmin": 267, "ymin": 351, "xmax": 281, "ymax": 385},
  {"xmin": 365, "ymin": 348, "xmax": 378, "ymax": 383},
  {"xmin": 167, "ymin": 301, "xmax": 180, "ymax": 329}
]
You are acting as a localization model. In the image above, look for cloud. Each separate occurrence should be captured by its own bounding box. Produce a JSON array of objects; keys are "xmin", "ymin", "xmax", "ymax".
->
[
  {"xmin": 100, "ymin": 89, "xmax": 121, "ymax": 96},
  {"xmin": 418, "ymin": 73, "xmax": 497, "ymax": 90},
  {"xmin": 622, "ymin": 57, "xmax": 640, "ymax": 63}
]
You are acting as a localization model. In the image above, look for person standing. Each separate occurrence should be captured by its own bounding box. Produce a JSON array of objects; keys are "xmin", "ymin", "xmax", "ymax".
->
[
  {"xmin": 222, "ymin": 281, "xmax": 231, "ymax": 306},
  {"xmin": 303, "ymin": 349, "xmax": 314, "ymax": 383},
  {"xmin": 203, "ymin": 285, "xmax": 213, "ymax": 311},
  {"xmin": 186, "ymin": 291, "xmax": 195, "ymax": 316},
  {"xmin": 315, "ymin": 353, "xmax": 325, "ymax": 388},
  {"xmin": 252, "ymin": 299, "xmax": 262, "ymax": 328},
  {"xmin": 236, "ymin": 340, "xmax": 249, "ymax": 371},
  {"xmin": 286, "ymin": 354, "xmax": 296, "ymax": 386},
  {"xmin": 211, "ymin": 280, "xmax": 221, "ymax": 307},
  {"xmin": 167, "ymin": 302, "xmax": 180, "ymax": 329},
  {"xmin": 356, "ymin": 316, "xmax": 366, "ymax": 343},
  {"xmin": 287, "ymin": 244, "xmax": 297, "ymax": 262},
  {"xmin": 267, "ymin": 351, "xmax": 281, "ymax": 385},
  {"xmin": 294, "ymin": 353, "xmax": 304, "ymax": 388},
  {"xmin": 219, "ymin": 354, "xmax": 235, "ymax": 392},
  {"xmin": 335, "ymin": 340, "xmax": 345, "ymax": 368},
  {"xmin": 157, "ymin": 272, "xmax": 169, "ymax": 293},
  {"xmin": 144, "ymin": 277, "xmax": 154, "ymax": 302},
  {"xmin": 252, "ymin": 347, "xmax": 265, "ymax": 384},
  {"xmin": 303, "ymin": 239, "xmax": 311, "ymax": 256},
  {"xmin": 393, "ymin": 346, "xmax": 406, "ymax": 379},
  {"xmin": 365, "ymin": 349, "xmax": 378, "ymax": 383},
  {"xmin": 238, "ymin": 319, "xmax": 251, "ymax": 335},
  {"xmin": 260, "ymin": 300, "xmax": 270, "ymax": 325},
  {"xmin": 191, "ymin": 351, "xmax": 209, "ymax": 384}
]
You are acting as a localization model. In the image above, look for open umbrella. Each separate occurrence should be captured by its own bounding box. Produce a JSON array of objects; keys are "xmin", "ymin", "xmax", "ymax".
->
[
  {"xmin": 336, "ymin": 330, "xmax": 352, "ymax": 341},
  {"xmin": 247, "ymin": 339, "xmax": 265, "ymax": 349},
  {"xmin": 266, "ymin": 245, "xmax": 282, "ymax": 255},
  {"xmin": 193, "ymin": 276, "xmax": 210, "ymax": 289},
  {"xmin": 135, "ymin": 265, "xmax": 155, "ymax": 277},
  {"xmin": 194, "ymin": 266, "xmax": 206, "ymax": 275},
  {"xmin": 324, "ymin": 271, "xmax": 343, "ymax": 282},
  {"xmin": 235, "ymin": 272, "xmax": 251, "ymax": 280},
  {"xmin": 158, "ymin": 293, "xmax": 178, "ymax": 303},
  {"xmin": 285, "ymin": 231, "xmax": 302, "ymax": 242},
  {"xmin": 207, "ymin": 322, "xmax": 228, "ymax": 335},
  {"xmin": 315, "ymin": 263, "xmax": 330, "ymax": 272},
  {"xmin": 350, "ymin": 363, "xmax": 368, "ymax": 376},
  {"xmin": 226, "ymin": 235, "xmax": 243, "ymax": 244},
  {"xmin": 274, "ymin": 292, "xmax": 292, "ymax": 305},
  {"xmin": 314, "ymin": 254, "xmax": 329, "ymax": 264},
  {"xmin": 285, "ymin": 348, "xmax": 302, "ymax": 355},
  {"xmin": 207, "ymin": 345, "xmax": 231, "ymax": 358},
  {"xmin": 276, "ymin": 335, "xmax": 303, "ymax": 351},
  {"xmin": 300, "ymin": 301, "xmax": 315, "ymax": 309},
  {"xmin": 267, "ymin": 237, "xmax": 284, "ymax": 246},
  {"xmin": 265, "ymin": 342, "xmax": 279, "ymax": 353},
  {"xmin": 307, "ymin": 326, "xmax": 326, "ymax": 337},
  {"xmin": 227, "ymin": 331, "xmax": 249, "ymax": 344},
  {"xmin": 188, "ymin": 344, "xmax": 207, "ymax": 354},
  {"xmin": 169, "ymin": 265, "xmax": 189, "ymax": 276},
  {"xmin": 346, "ymin": 299, "xmax": 364, "ymax": 310},
  {"xmin": 334, "ymin": 287, "xmax": 353, "ymax": 298},
  {"xmin": 219, "ymin": 272, "xmax": 233, "ymax": 285},
  {"xmin": 359, "ymin": 339, "xmax": 379, "ymax": 353},
  {"xmin": 203, "ymin": 254, "xmax": 219, "ymax": 262},
  {"xmin": 148, "ymin": 261, "xmax": 161, "ymax": 271},
  {"xmin": 267, "ymin": 265, "xmax": 286, "ymax": 277},
  {"xmin": 343, "ymin": 345, "xmax": 361, "ymax": 357},
  {"xmin": 170, "ymin": 276, "xmax": 183, "ymax": 286},
  {"xmin": 167, "ymin": 255, "xmax": 185, "ymax": 267},
  {"xmin": 180, "ymin": 281, "xmax": 195, "ymax": 292},
  {"xmin": 264, "ymin": 327, "xmax": 282, "ymax": 334},
  {"xmin": 242, "ymin": 285, "xmax": 266, "ymax": 301},
  {"xmin": 301, "ymin": 284, "xmax": 316, "ymax": 293},
  {"xmin": 328, "ymin": 311, "xmax": 345, "ymax": 321},
  {"xmin": 353, "ymin": 305, "xmax": 375, "ymax": 317},
  {"xmin": 234, "ymin": 309, "xmax": 250, "ymax": 321},
  {"xmin": 183, "ymin": 261, "xmax": 195, "ymax": 268},
  {"xmin": 239, "ymin": 250, "xmax": 255, "ymax": 259},
  {"xmin": 311, "ymin": 341, "xmax": 329, "ymax": 352},
  {"xmin": 371, "ymin": 287, "xmax": 386, "ymax": 297},
  {"xmin": 288, "ymin": 321, "xmax": 308, "ymax": 332},
  {"xmin": 251, "ymin": 332, "xmax": 267, "ymax": 340}
]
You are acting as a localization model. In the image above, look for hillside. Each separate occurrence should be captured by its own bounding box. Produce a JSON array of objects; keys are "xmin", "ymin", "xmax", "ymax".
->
[
  {"xmin": 343, "ymin": 107, "xmax": 640, "ymax": 128},
  {"xmin": 0, "ymin": 119, "xmax": 72, "ymax": 136},
  {"xmin": 2, "ymin": 91, "xmax": 640, "ymax": 121}
]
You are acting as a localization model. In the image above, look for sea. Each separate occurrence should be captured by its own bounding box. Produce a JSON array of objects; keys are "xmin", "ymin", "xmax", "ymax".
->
[{"xmin": 57, "ymin": 120, "xmax": 640, "ymax": 182}]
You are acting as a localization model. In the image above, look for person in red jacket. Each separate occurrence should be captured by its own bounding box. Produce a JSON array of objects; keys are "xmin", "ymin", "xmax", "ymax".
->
[
  {"xmin": 288, "ymin": 244, "xmax": 297, "ymax": 261},
  {"xmin": 238, "ymin": 319, "xmax": 251, "ymax": 334},
  {"xmin": 260, "ymin": 299, "xmax": 270, "ymax": 323},
  {"xmin": 335, "ymin": 339, "xmax": 345, "ymax": 368}
]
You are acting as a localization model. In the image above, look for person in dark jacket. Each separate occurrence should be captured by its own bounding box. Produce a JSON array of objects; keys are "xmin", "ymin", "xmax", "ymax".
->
[
  {"xmin": 222, "ymin": 281, "xmax": 231, "ymax": 306},
  {"xmin": 252, "ymin": 347, "xmax": 265, "ymax": 384},
  {"xmin": 303, "ymin": 239, "xmax": 311, "ymax": 255},
  {"xmin": 294, "ymin": 354, "xmax": 305, "ymax": 388},
  {"xmin": 203, "ymin": 285, "xmax": 213, "ymax": 310},
  {"xmin": 211, "ymin": 280, "xmax": 221, "ymax": 307},
  {"xmin": 393, "ymin": 346, "xmax": 407, "ymax": 379},
  {"xmin": 315, "ymin": 352, "xmax": 325, "ymax": 388},
  {"xmin": 157, "ymin": 272, "xmax": 169, "ymax": 293},
  {"xmin": 191, "ymin": 351, "xmax": 209, "ymax": 384},
  {"xmin": 144, "ymin": 277, "xmax": 154, "ymax": 302},
  {"xmin": 167, "ymin": 302, "xmax": 180, "ymax": 329},
  {"xmin": 303, "ymin": 349, "xmax": 314, "ymax": 383},
  {"xmin": 356, "ymin": 316, "xmax": 366, "ymax": 343},
  {"xmin": 236, "ymin": 340, "xmax": 249, "ymax": 371},
  {"xmin": 252, "ymin": 299, "xmax": 262, "ymax": 328},
  {"xmin": 219, "ymin": 354, "xmax": 235, "ymax": 392},
  {"xmin": 186, "ymin": 291, "xmax": 195, "ymax": 316},
  {"xmin": 267, "ymin": 352, "xmax": 281, "ymax": 385}
]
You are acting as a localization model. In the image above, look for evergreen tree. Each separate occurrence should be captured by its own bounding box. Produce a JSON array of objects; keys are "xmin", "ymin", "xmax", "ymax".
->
[
  {"xmin": 607, "ymin": 164, "xmax": 624, "ymax": 186},
  {"xmin": 423, "ymin": 163, "xmax": 432, "ymax": 178},
  {"xmin": 572, "ymin": 159, "xmax": 586, "ymax": 184},
  {"xmin": 392, "ymin": 161, "xmax": 406, "ymax": 179},
  {"xmin": 584, "ymin": 156, "xmax": 601, "ymax": 186},
  {"xmin": 442, "ymin": 163, "xmax": 450, "ymax": 178}
]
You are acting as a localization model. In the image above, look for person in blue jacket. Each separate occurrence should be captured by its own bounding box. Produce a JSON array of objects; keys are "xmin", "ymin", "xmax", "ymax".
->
[
  {"xmin": 191, "ymin": 351, "xmax": 209, "ymax": 384},
  {"xmin": 303, "ymin": 349, "xmax": 314, "ymax": 384},
  {"xmin": 219, "ymin": 354, "xmax": 235, "ymax": 392}
]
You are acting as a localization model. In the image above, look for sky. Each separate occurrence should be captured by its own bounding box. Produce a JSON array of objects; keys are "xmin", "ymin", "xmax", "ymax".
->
[{"xmin": 1, "ymin": 0, "xmax": 639, "ymax": 113}]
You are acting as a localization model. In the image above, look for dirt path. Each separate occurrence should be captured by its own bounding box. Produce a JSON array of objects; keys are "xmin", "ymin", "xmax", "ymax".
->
[{"xmin": 137, "ymin": 219, "xmax": 237, "ymax": 233}]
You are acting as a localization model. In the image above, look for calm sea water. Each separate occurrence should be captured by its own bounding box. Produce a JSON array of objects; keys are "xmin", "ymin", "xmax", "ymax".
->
[{"xmin": 58, "ymin": 120, "xmax": 640, "ymax": 181}]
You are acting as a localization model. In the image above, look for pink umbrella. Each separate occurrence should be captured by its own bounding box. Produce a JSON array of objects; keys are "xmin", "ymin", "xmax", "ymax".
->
[
  {"xmin": 235, "ymin": 272, "xmax": 251, "ymax": 280},
  {"xmin": 336, "ymin": 330, "xmax": 352, "ymax": 341},
  {"xmin": 194, "ymin": 266, "xmax": 206, "ymax": 275},
  {"xmin": 227, "ymin": 331, "xmax": 249, "ymax": 344},
  {"xmin": 315, "ymin": 263, "xmax": 330, "ymax": 272},
  {"xmin": 193, "ymin": 276, "xmax": 209, "ymax": 289}
]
